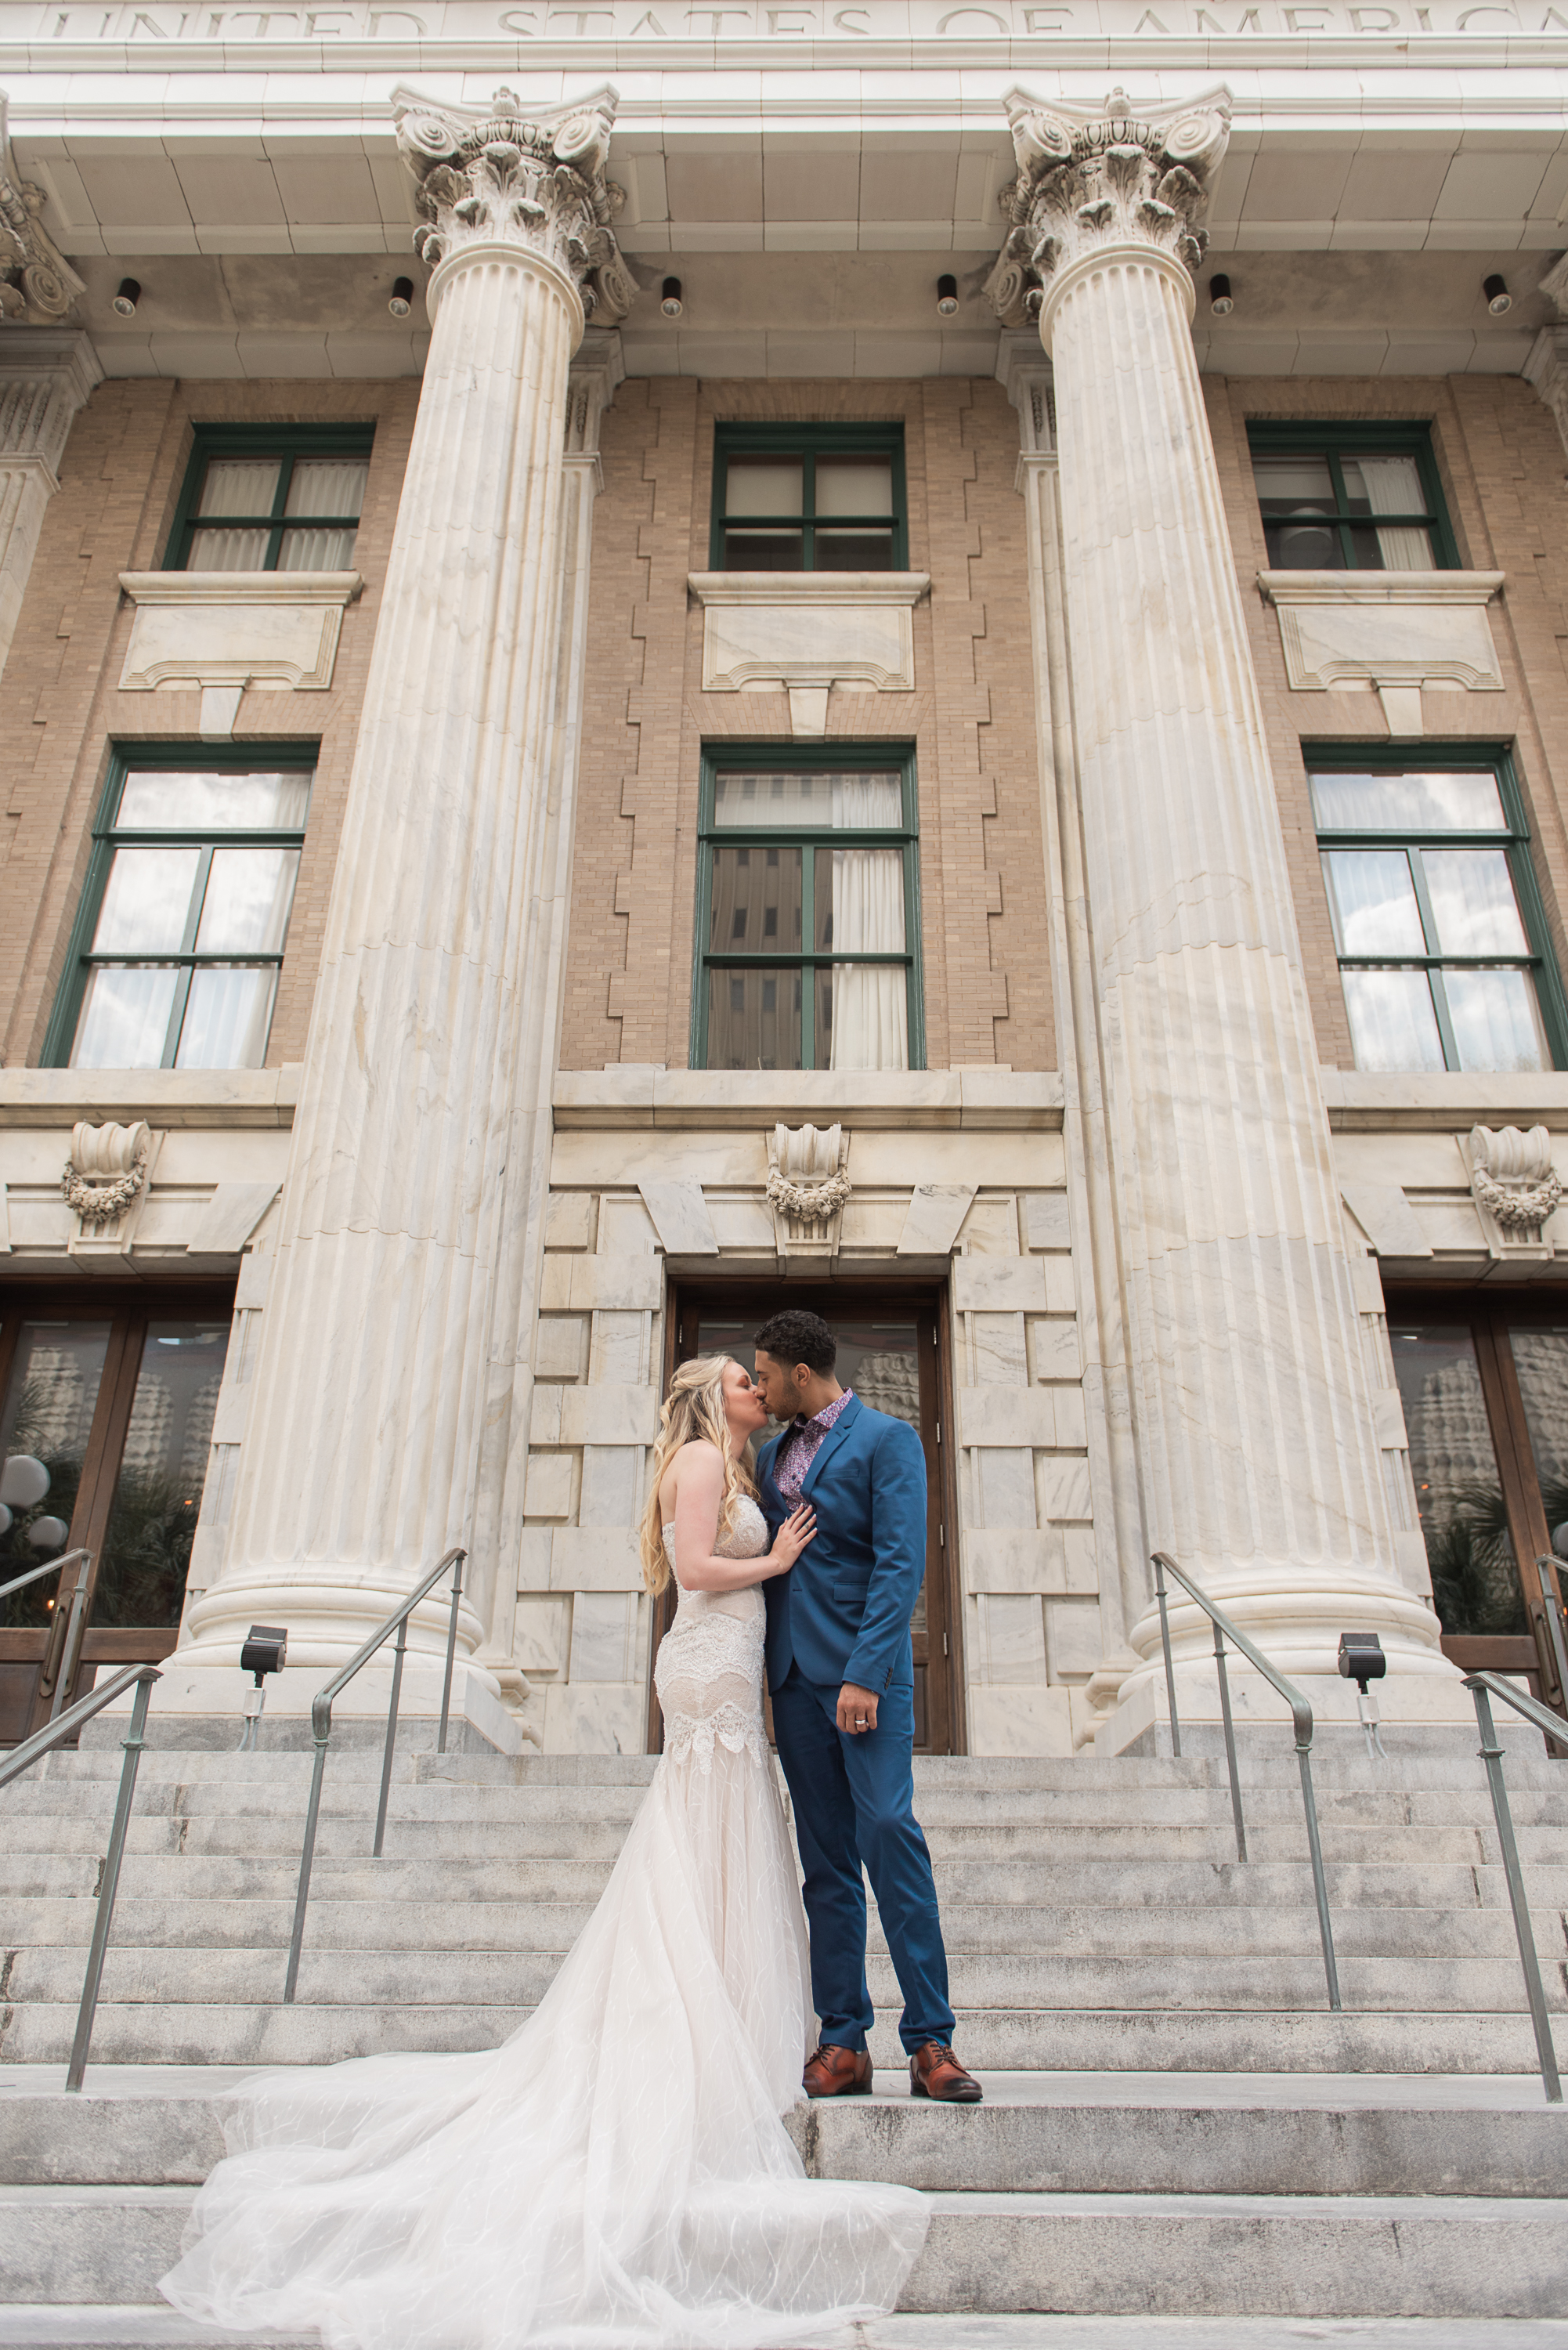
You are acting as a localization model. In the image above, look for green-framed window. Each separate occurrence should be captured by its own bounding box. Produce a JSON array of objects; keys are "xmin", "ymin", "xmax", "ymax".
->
[
  {"xmin": 710, "ymin": 424, "xmax": 907, "ymax": 573},
  {"xmin": 165, "ymin": 425, "xmax": 374, "ymax": 573},
  {"xmin": 46, "ymin": 745, "xmax": 316, "ymax": 1071},
  {"xmin": 1249, "ymin": 422, "xmax": 1458, "ymax": 573},
  {"xmin": 693, "ymin": 746, "xmax": 923, "ymax": 1072},
  {"xmin": 1309, "ymin": 745, "xmax": 1566, "ymax": 1074}
]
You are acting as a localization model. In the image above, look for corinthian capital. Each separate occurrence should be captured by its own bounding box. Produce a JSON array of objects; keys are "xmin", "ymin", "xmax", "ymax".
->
[
  {"xmin": 986, "ymin": 84, "xmax": 1230, "ymax": 330},
  {"xmin": 0, "ymin": 93, "xmax": 85, "ymax": 324},
  {"xmin": 393, "ymin": 84, "xmax": 633, "ymax": 324}
]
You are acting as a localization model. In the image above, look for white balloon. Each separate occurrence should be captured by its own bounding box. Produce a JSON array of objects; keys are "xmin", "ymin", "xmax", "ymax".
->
[
  {"xmin": 27, "ymin": 1515, "xmax": 68, "ymax": 1552},
  {"xmin": 0, "ymin": 1503, "xmax": 12, "ymax": 1538},
  {"xmin": 0, "ymin": 1454, "xmax": 49, "ymax": 1509}
]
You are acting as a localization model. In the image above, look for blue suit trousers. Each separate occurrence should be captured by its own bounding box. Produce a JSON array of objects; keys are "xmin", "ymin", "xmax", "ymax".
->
[{"xmin": 770, "ymin": 1665, "xmax": 955, "ymax": 2056}]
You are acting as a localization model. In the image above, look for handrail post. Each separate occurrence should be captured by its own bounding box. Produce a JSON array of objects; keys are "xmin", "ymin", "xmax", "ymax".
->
[
  {"xmin": 1151, "ymin": 1553, "xmax": 1181, "ymax": 1759},
  {"xmin": 1468, "ymin": 1678, "xmax": 1562, "ymax": 2102},
  {"xmin": 284, "ymin": 1700, "xmax": 332, "ymax": 2005},
  {"xmin": 438, "ymin": 1549, "xmax": 465, "ymax": 1757},
  {"xmin": 1534, "ymin": 1555, "xmax": 1568, "ymax": 1713},
  {"xmin": 1212, "ymin": 1616, "xmax": 1246, "ymax": 1863},
  {"xmin": 1295, "ymin": 1738, "xmax": 1341, "ymax": 2012},
  {"xmin": 374, "ymin": 1618, "xmax": 407, "ymax": 1860},
  {"xmin": 49, "ymin": 1578, "xmax": 91, "ymax": 1723},
  {"xmin": 65, "ymin": 1672, "xmax": 152, "ymax": 2092}
]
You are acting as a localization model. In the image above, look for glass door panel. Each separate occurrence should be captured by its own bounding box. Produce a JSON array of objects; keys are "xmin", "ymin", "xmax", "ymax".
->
[
  {"xmin": 0, "ymin": 1321, "xmax": 111, "ymax": 1628},
  {"xmin": 1389, "ymin": 1322, "xmax": 1524, "ymax": 1636},
  {"xmin": 93, "ymin": 1320, "xmax": 229, "ymax": 1629}
]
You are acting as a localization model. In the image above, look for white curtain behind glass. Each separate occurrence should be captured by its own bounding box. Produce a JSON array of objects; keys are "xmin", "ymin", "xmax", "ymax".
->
[
  {"xmin": 1357, "ymin": 456, "xmax": 1430, "ymax": 571},
  {"xmin": 829, "ymin": 775, "xmax": 907, "ymax": 1071}
]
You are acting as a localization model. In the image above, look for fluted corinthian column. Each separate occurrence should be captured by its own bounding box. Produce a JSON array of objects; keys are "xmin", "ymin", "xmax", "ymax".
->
[
  {"xmin": 173, "ymin": 88, "xmax": 630, "ymax": 1734},
  {"xmin": 992, "ymin": 87, "xmax": 1455, "ymax": 1722},
  {"xmin": 0, "ymin": 328, "xmax": 100, "ymax": 681}
]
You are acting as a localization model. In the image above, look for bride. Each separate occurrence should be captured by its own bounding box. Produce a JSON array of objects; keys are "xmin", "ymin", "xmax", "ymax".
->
[{"xmin": 160, "ymin": 1354, "xmax": 930, "ymax": 2348}]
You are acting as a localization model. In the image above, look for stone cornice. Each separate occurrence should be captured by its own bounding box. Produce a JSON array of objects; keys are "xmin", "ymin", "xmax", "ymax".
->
[
  {"xmin": 1321, "ymin": 1069, "xmax": 1568, "ymax": 1134},
  {"xmin": 687, "ymin": 572, "xmax": 930, "ymax": 608},
  {"xmin": 0, "ymin": 1066, "xmax": 301, "ymax": 1130},
  {"xmin": 119, "ymin": 569, "xmax": 364, "ymax": 609},
  {"xmin": 552, "ymin": 1068, "xmax": 1063, "ymax": 1132},
  {"xmin": 1259, "ymin": 569, "xmax": 1504, "ymax": 609}
]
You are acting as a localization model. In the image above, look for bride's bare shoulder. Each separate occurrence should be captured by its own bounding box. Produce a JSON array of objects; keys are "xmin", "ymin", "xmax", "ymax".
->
[{"xmin": 666, "ymin": 1440, "xmax": 726, "ymax": 1498}]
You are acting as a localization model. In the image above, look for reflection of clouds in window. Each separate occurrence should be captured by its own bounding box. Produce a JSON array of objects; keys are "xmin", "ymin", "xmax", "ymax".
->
[
  {"xmin": 1309, "ymin": 769, "xmax": 1506, "ymax": 833},
  {"xmin": 1422, "ymin": 851, "xmax": 1527, "ymax": 956},
  {"xmin": 1321, "ymin": 851, "xmax": 1424, "ymax": 957},
  {"xmin": 1444, "ymin": 969, "xmax": 1548, "ymax": 1074},
  {"xmin": 1340, "ymin": 970, "xmax": 1444, "ymax": 1073}
]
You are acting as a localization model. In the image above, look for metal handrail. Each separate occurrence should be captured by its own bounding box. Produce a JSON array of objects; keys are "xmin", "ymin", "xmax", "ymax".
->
[
  {"xmin": 1462, "ymin": 1672, "xmax": 1564, "ymax": 2104},
  {"xmin": 0, "ymin": 1549, "xmax": 92, "ymax": 1723},
  {"xmin": 0, "ymin": 1661, "xmax": 160, "ymax": 2090},
  {"xmin": 1151, "ymin": 1552, "xmax": 1340, "ymax": 2012},
  {"xmin": 284, "ymin": 1545, "xmax": 467, "ymax": 2003}
]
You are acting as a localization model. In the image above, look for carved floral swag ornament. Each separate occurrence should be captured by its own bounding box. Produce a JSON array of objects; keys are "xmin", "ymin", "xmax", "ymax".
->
[
  {"xmin": 395, "ymin": 84, "xmax": 633, "ymax": 325},
  {"xmin": 985, "ymin": 83, "xmax": 1231, "ymax": 331},
  {"xmin": 1469, "ymin": 1123, "xmax": 1564, "ymax": 1235},
  {"xmin": 765, "ymin": 1123, "xmax": 852, "ymax": 1224},
  {"xmin": 61, "ymin": 1119, "xmax": 151, "ymax": 1230}
]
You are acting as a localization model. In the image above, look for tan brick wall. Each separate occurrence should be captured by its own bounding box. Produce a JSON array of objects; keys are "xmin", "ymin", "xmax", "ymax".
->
[
  {"xmin": 1208, "ymin": 372, "xmax": 1568, "ymax": 1068},
  {"xmin": 0, "ymin": 375, "xmax": 418, "ymax": 1070},
  {"xmin": 561, "ymin": 377, "xmax": 1053, "ymax": 1074}
]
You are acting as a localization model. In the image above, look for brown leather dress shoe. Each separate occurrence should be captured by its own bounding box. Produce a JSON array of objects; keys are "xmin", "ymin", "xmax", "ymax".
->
[
  {"xmin": 909, "ymin": 2042, "xmax": 984, "ymax": 2102},
  {"xmin": 803, "ymin": 2043, "xmax": 874, "ymax": 2098}
]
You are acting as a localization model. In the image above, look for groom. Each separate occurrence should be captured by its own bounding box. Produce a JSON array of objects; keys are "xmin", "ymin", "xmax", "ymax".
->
[{"xmin": 752, "ymin": 1309, "xmax": 982, "ymax": 2106}]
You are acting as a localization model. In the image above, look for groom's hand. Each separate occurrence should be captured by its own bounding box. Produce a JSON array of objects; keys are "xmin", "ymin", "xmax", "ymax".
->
[{"xmin": 836, "ymin": 1682, "xmax": 880, "ymax": 1735}]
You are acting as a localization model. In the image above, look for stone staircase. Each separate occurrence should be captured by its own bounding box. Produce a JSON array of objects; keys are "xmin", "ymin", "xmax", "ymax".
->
[{"xmin": 2, "ymin": 1732, "xmax": 1566, "ymax": 2336}]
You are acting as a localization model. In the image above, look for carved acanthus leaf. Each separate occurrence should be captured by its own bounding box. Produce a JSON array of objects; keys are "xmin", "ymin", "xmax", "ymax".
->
[
  {"xmin": 0, "ymin": 93, "xmax": 85, "ymax": 326},
  {"xmin": 985, "ymin": 83, "xmax": 1230, "ymax": 327},
  {"xmin": 394, "ymin": 84, "xmax": 630, "ymax": 324}
]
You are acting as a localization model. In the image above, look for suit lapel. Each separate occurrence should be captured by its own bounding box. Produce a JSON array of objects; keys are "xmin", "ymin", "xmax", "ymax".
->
[{"xmin": 800, "ymin": 1393, "xmax": 862, "ymax": 1501}]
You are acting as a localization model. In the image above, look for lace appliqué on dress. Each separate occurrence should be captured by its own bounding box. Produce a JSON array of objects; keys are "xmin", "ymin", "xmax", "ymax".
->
[{"xmin": 655, "ymin": 1603, "xmax": 769, "ymax": 1775}]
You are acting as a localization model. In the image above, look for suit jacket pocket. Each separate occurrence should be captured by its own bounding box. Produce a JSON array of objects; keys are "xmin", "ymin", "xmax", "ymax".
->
[{"xmin": 833, "ymin": 1583, "xmax": 872, "ymax": 1606}]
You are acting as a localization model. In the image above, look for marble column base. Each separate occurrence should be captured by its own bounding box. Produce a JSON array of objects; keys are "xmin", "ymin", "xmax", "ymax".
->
[
  {"xmin": 1099, "ymin": 1661, "xmax": 1477, "ymax": 1758},
  {"xmin": 82, "ymin": 1658, "xmax": 523, "ymax": 1754}
]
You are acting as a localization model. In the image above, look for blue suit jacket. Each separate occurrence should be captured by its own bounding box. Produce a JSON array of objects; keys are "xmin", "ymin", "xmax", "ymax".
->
[{"xmin": 757, "ymin": 1395, "xmax": 927, "ymax": 1696}]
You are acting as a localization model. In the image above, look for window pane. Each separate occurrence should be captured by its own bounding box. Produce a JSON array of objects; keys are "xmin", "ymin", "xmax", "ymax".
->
[
  {"xmin": 1342, "ymin": 967, "xmax": 1444, "ymax": 1072},
  {"xmin": 712, "ymin": 770, "xmax": 902, "ymax": 830},
  {"xmin": 724, "ymin": 457, "xmax": 803, "ymax": 516},
  {"xmin": 197, "ymin": 458, "xmax": 280, "ymax": 518},
  {"xmin": 196, "ymin": 848, "xmax": 300, "ymax": 955},
  {"xmin": 1252, "ymin": 457, "xmax": 1335, "ymax": 506},
  {"xmin": 175, "ymin": 967, "xmax": 277, "ymax": 1069},
  {"xmin": 0, "ymin": 1320, "xmax": 110, "ymax": 1627},
  {"xmin": 71, "ymin": 966, "xmax": 179, "ymax": 1068},
  {"xmin": 117, "ymin": 768, "xmax": 313, "ymax": 832},
  {"xmin": 1422, "ymin": 850, "xmax": 1529, "ymax": 956},
  {"xmin": 277, "ymin": 526, "xmax": 357, "ymax": 572},
  {"xmin": 1309, "ymin": 769, "xmax": 1506, "ymax": 833},
  {"xmin": 1253, "ymin": 457, "xmax": 1339, "ymax": 569},
  {"xmin": 284, "ymin": 457, "xmax": 367, "ymax": 519},
  {"xmin": 815, "ymin": 456, "xmax": 894, "ymax": 516},
  {"xmin": 186, "ymin": 525, "xmax": 270, "ymax": 571},
  {"xmin": 818, "ymin": 964, "xmax": 908, "ymax": 1072},
  {"xmin": 815, "ymin": 846, "xmax": 905, "ymax": 954},
  {"xmin": 815, "ymin": 526, "xmax": 894, "ymax": 572},
  {"xmin": 1343, "ymin": 454, "xmax": 1423, "ymax": 512},
  {"xmin": 723, "ymin": 526, "xmax": 804, "ymax": 569},
  {"xmin": 1349, "ymin": 522, "xmax": 1433, "ymax": 572},
  {"xmin": 708, "ymin": 845, "xmax": 802, "ymax": 953},
  {"xmin": 92, "ymin": 1320, "xmax": 229, "ymax": 1630},
  {"xmin": 1508, "ymin": 1329, "xmax": 1568, "ymax": 1539},
  {"xmin": 1443, "ymin": 967, "xmax": 1548, "ymax": 1074},
  {"xmin": 1321, "ymin": 850, "xmax": 1425, "ymax": 956},
  {"xmin": 1389, "ymin": 1322, "xmax": 1524, "ymax": 1636},
  {"xmin": 706, "ymin": 966, "xmax": 802, "ymax": 1070},
  {"xmin": 92, "ymin": 848, "xmax": 200, "ymax": 954}
]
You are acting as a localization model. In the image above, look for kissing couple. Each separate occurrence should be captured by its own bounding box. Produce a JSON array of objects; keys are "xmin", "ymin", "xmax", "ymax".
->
[{"xmin": 162, "ymin": 1307, "xmax": 981, "ymax": 2349}]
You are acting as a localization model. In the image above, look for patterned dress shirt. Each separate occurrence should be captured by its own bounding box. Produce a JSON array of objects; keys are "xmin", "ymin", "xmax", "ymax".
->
[{"xmin": 772, "ymin": 1387, "xmax": 855, "ymax": 1504}]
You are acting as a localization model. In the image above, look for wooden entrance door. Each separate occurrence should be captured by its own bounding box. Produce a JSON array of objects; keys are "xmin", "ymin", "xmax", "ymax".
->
[
  {"xmin": 659, "ymin": 1284, "xmax": 962, "ymax": 1754},
  {"xmin": 0, "ymin": 1288, "xmax": 233, "ymax": 1742}
]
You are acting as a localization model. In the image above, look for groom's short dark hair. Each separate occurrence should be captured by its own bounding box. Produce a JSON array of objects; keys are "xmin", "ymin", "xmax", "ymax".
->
[{"xmin": 753, "ymin": 1309, "xmax": 836, "ymax": 1376}]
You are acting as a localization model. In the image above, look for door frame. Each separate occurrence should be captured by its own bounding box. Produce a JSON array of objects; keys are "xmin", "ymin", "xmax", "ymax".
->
[
  {"xmin": 0, "ymin": 1282, "xmax": 234, "ymax": 1738},
  {"xmin": 652, "ymin": 1278, "xmax": 966, "ymax": 1757}
]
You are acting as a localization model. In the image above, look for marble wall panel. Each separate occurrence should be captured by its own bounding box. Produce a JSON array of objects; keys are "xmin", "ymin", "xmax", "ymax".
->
[
  {"xmin": 515, "ymin": 1593, "xmax": 569, "ymax": 1674},
  {"xmin": 569, "ymin": 1593, "xmax": 641, "ymax": 1684},
  {"xmin": 523, "ymin": 1452, "xmax": 574, "ymax": 1520},
  {"xmin": 963, "ymin": 1528, "xmax": 1066, "ymax": 1594},
  {"xmin": 973, "ymin": 1447, "xmax": 1039, "ymax": 1530},
  {"xmin": 599, "ymin": 1194, "xmax": 660, "ymax": 1255},
  {"xmin": 536, "ymin": 1316, "xmax": 589, "ymax": 1379},
  {"xmin": 590, "ymin": 1310, "xmax": 652, "ymax": 1385},
  {"xmin": 1038, "ymin": 1456, "xmax": 1093, "ymax": 1524},
  {"xmin": 1028, "ymin": 1318, "xmax": 1082, "ymax": 1381},
  {"xmin": 958, "ymin": 1386, "xmax": 1056, "ymax": 1447},
  {"xmin": 550, "ymin": 1527, "xmax": 643, "ymax": 1592},
  {"xmin": 545, "ymin": 1191, "xmax": 595, "ymax": 1249},
  {"xmin": 969, "ymin": 1311, "xmax": 1028, "ymax": 1387},
  {"xmin": 1063, "ymin": 1530, "xmax": 1099, "ymax": 1595},
  {"xmin": 970, "ymin": 1593, "xmax": 1048, "ymax": 1685},
  {"xmin": 966, "ymin": 1685, "xmax": 1075, "ymax": 1759},
  {"xmin": 1045, "ymin": 1598, "xmax": 1103, "ymax": 1681},
  {"xmin": 1022, "ymin": 1192, "xmax": 1071, "ymax": 1250},
  {"xmin": 558, "ymin": 1386, "xmax": 659, "ymax": 1447},
  {"xmin": 578, "ymin": 1445, "xmax": 645, "ymax": 1528},
  {"xmin": 957, "ymin": 1195, "xmax": 1021, "ymax": 1255},
  {"xmin": 518, "ymin": 1528, "xmax": 554, "ymax": 1593}
]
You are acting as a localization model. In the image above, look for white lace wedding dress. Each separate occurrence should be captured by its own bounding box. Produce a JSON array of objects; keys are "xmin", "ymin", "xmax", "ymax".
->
[{"xmin": 160, "ymin": 1495, "xmax": 929, "ymax": 2349}]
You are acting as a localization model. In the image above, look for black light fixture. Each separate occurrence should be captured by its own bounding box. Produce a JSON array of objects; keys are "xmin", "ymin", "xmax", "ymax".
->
[
  {"xmin": 111, "ymin": 277, "xmax": 141, "ymax": 318},
  {"xmin": 936, "ymin": 273, "xmax": 959, "ymax": 317},
  {"xmin": 1484, "ymin": 273, "xmax": 1512, "ymax": 316},
  {"xmin": 388, "ymin": 276, "xmax": 414, "ymax": 318},
  {"xmin": 239, "ymin": 1622, "xmax": 288, "ymax": 1751},
  {"xmin": 1338, "ymin": 1631, "xmax": 1387, "ymax": 1759},
  {"xmin": 660, "ymin": 276, "xmax": 684, "ymax": 317},
  {"xmin": 1209, "ymin": 273, "xmax": 1234, "ymax": 317}
]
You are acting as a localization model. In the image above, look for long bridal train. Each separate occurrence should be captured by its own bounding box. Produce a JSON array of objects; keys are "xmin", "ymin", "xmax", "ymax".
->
[{"xmin": 161, "ymin": 1495, "xmax": 928, "ymax": 2350}]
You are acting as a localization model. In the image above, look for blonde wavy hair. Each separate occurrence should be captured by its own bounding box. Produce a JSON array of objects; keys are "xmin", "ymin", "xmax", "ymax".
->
[{"xmin": 638, "ymin": 1353, "xmax": 758, "ymax": 1597}]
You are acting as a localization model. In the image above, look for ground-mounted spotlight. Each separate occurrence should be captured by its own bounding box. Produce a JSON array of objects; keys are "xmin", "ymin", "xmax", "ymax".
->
[
  {"xmin": 388, "ymin": 277, "xmax": 414, "ymax": 318},
  {"xmin": 1209, "ymin": 273, "xmax": 1234, "ymax": 316},
  {"xmin": 1338, "ymin": 1631, "xmax": 1388, "ymax": 1759},
  {"xmin": 937, "ymin": 273, "xmax": 959, "ymax": 317},
  {"xmin": 112, "ymin": 278, "xmax": 141, "ymax": 319},
  {"xmin": 239, "ymin": 1622, "xmax": 288, "ymax": 1751},
  {"xmin": 1484, "ymin": 273, "xmax": 1512, "ymax": 316},
  {"xmin": 661, "ymin": 277, "xmax": 684, "ymax": 317}
]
